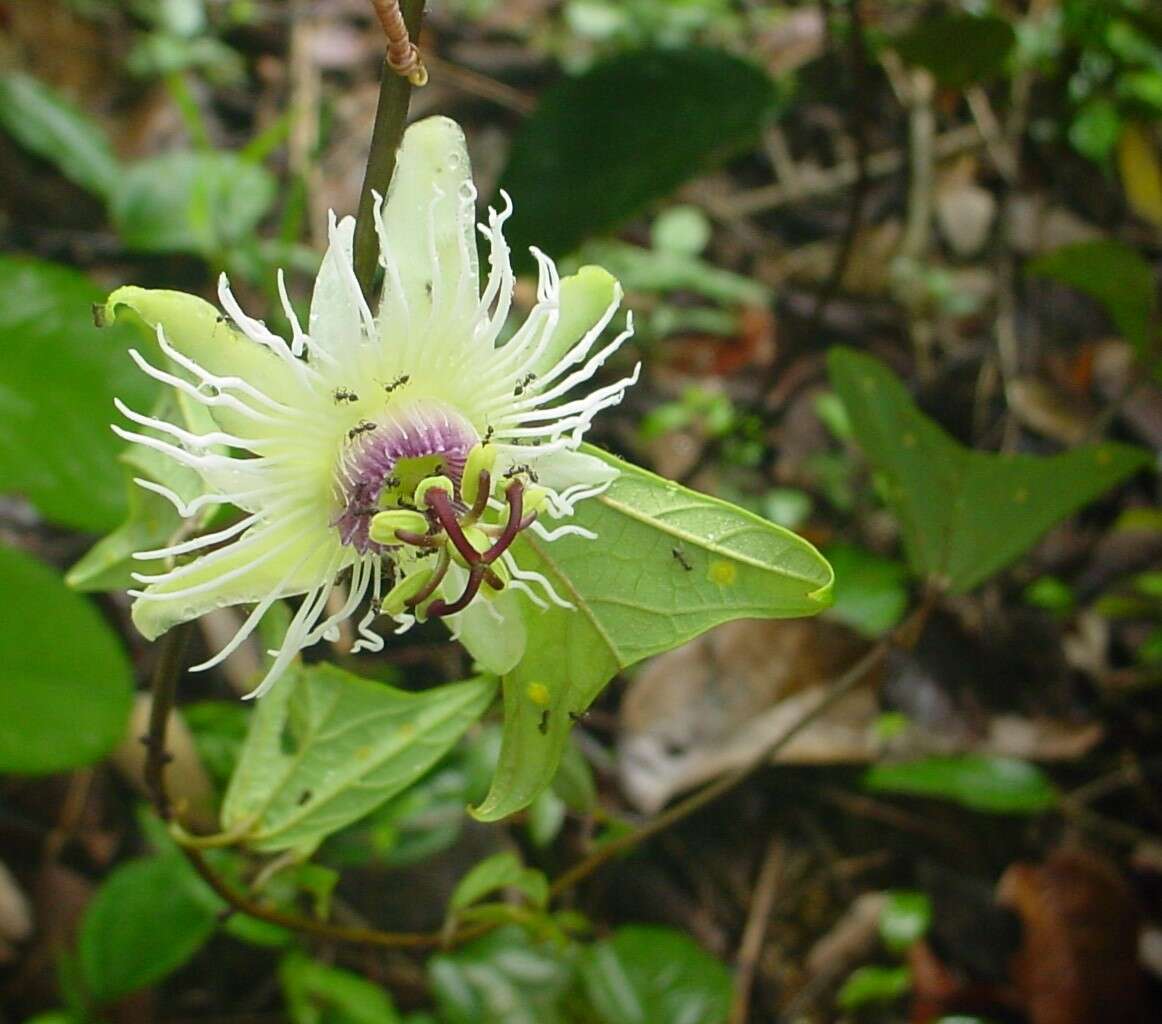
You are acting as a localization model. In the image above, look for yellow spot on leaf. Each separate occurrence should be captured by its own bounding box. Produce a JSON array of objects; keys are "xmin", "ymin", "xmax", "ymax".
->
[
  {"xmin": 708, "ymin": 560, "xmax": 737, "ymax": 586},
  {"xmin": 902, "ymin": 432, "xmax": 916, "ymax": 448},
  {"xmin": 526, "ymin": 682, "xmax": 550, "ymax": 707},
  {"xmin": 1013, "ymin": 487, "xmax": 1028, "ymax": 504}
]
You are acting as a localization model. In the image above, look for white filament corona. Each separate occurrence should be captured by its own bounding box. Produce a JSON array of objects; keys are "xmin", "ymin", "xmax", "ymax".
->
[{"xmin": 115, "ymin": 116, "xmax": 637, "ymax": 697}]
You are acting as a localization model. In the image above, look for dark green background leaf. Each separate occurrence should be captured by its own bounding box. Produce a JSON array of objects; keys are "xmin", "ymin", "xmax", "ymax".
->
[
  {"xmin": 0, "ymin": 546, "xmax": 133, "ymax": 774},
  {"xmin": 828, "ymin": 348, "xmax": 1149, "ymax": 593},
  {"xmin": 0, "ymin": 256, "xmax": 156, "ymax": 532},
  {"xmin": 79, "ymin": 855, "xmax": 221, "ymax": 1003},
  {"xmin": 863, "ymin": 755, "xmax": 1057, "ymax": 814},
  {"xmin": 0, "ymin": 72, "xmax": 121, "ymax": 198},
  {"xmin": 893, "ymin": 14, "xmax": 1016, "ymax": 89},
  {"xmin": 578, "ymin": 925, "xmax": 733, "ymax": 1024},
  {"xmin": 500, "ymin": 47, "xmax": 780, "ymax": 263},
  {"xmin": 110, "ymin": 151, "xmax": 277, "ymax": 257},
  {"xmin": 1027, "ymin": 240, "xmax": 1158, "ymax": 356}
]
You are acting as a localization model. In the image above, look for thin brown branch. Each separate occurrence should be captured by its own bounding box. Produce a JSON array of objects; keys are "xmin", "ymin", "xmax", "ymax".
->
[
  {"xmin": 729, "ymin": 838, "xmax": 785, "ymax": 1024},
  {"xmin": 804, "ymin": 0, "xmax": 871, "ymax": 336}
]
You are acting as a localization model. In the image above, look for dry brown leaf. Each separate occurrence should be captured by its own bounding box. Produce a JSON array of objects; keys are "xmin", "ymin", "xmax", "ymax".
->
[
  {"xmin": 997, "ymin": 848, "xmax": 1151, "ymax": 1024},
  {"xmin": 618, "ymin": 620, "xmax": 1102, "ymax": 813}
]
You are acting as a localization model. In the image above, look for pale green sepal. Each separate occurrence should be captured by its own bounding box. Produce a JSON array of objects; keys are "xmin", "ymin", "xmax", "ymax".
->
[
  {"xmin": 131, "ymin": 521, "xmax": 346, "ymax": 640},
  {"xmin": 471, "ymin": 445, "xmax": 834, "ymax": 821},
  {"xmin": 526, "ymin": 265, "xmax": 621, "ymax": 382},
  {"xmin": 446, "ymin": 562, "xmax": 528, "ymax": 675},
  {"xmin": 102, "ymin": 285, "xmax": 301, "ymax": 436},
  {"xmin": 379, "ymin": 116, "xmax": 479, "ymax": 333}
]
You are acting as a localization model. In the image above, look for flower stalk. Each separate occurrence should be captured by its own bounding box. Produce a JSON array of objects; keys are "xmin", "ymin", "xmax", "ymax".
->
[{"xmin": 354, "ymin": 0, "xmax": 426, "ymax": 300}]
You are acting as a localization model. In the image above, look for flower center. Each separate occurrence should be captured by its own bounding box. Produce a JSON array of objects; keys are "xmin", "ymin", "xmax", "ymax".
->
[
  {"xmin": 334, "ymin": 401, "xmax": 477, "ymax": 554},
  {"xmin": 334, "ymin": 400, "xmax": 544, "ymax": 620}
]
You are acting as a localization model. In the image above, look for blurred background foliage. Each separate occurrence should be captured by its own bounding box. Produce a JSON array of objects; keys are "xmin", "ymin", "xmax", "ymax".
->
[{"xmin": 1, "ymin": 0, "xmax": 1161, "ymax": 1022}]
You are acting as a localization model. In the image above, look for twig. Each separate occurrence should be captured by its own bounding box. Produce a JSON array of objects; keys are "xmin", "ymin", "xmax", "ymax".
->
[
  {"xmin": 713, "ymin": 125, "xmax": 984, "ymax": 218},
  {"xmin": 422, "ymin": 52, "xmax": 536, "ymax": 115},
  {"xmin": 729, "ymin": 839, "xmax": 784, "ymax": 1024},
  {"xmin": 353, "ymin": 0, "xmax": 426, "ymax": 301},
  {"xmin": 804, "ymin": 0, "xmax": 871, "ymax": 336}
]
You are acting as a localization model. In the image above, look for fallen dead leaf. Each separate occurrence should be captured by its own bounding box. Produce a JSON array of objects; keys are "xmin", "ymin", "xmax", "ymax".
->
[
  {"xmin": 619, "ymin": 620, "xmax": 1102, "ymax": 813},
  {"xmin": 998, "ymin": 848, "xmax": 1151, "ymax": 1024}
]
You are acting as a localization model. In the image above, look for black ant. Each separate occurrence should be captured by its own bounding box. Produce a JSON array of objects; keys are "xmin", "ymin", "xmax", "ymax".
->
[
  {"xmin": 384, "ymin": 374, "xmax": 410, "ymax": 394},
  {"xmin": 215, "ymin": 314, "xmax": 239, "ymax": 329},
  {"xmin": 482, "ymin": 424, "xmax": 495, "ymax": 446},
  {"xmin": 332, "ymin": 387, "xmax": 359, "ymax": 403},
  {"xmin": 538, "ymin": 708, "xmax": 550, "ymax": 735},
  {"xmin": 347, "ymin": 420, "xmax": 377, "ymax": 441},
  {"xmin": 504, "ymin": 464, "xmax": 538, "ymax": 482},
  {"xmin": 671, "ymin": 547, "xmax": 693, "ymax": 571},
  {"xmin": 568, "ymin": 710, "xmax": 588, "ymax": 724},
  {"xmin": 513, "ymin": 373, "xmax": 536, "ymax": 397}
]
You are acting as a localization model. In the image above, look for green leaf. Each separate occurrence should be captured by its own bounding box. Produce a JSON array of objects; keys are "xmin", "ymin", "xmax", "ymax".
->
[
  {"xmin": 450, "ymin": 851, "xmax": 549, "ymax": 913},
  {"xmin": 0, "ymin": 73, "xmax": 121, "ymax": 197},
  {"xmin": 429, "ymin": 927, "xmax": 576, "ymax": 1024},
  {"xmin": 862, "ymin": 755, "xmax": 1058, "ymax": 814},
  {"xmin": 879, "ymin": 890, "xmax": 932, "ymax": 953},
  {"xmin": 110, "ymin": 151, "xmax": 276, "ymax": 257},
  {"xmin": 221, "ymin": 664, "xmax": 496, "ymax": 853},
  {"xmin": 824, "ymin": 543, "xmax": 910, "ymax": 637},
  {"xmin": 1070, "ymin": 98, "xmax": 1123, "ymax": 162},
  {"xmin": 1027, "ymin": 240, "xmax": 1158, "ymax": 356},
  {"xmin": 474, "ymin": 446, "xmax": 833, "ymax": 821},
  {"xmin": 0, "ymin": 256, "xmax": 157, "ymax": 532},
  {"xmin": 0, "ymin": 547, "xmax": 133, "ymax": 774},
  {"xmin": 892, "ymin": 14, "xmax": 1016, "ymax": 89},
  {"xmin": 577, "ymin": 925, "xmax": 733, "ymax": 1024},
  {"xmin": 279, "ymin": 952, "xmax": 400, "ymax": 1024},
  {"xmin": 837, "ymin": 964, "xmax": 911, "ymax": 1010},
  {"xmin": 828, "ymin": 347, "xmax": 1149, "ymax": 593},
  {"xmin": 500, "ymin": 47, "xmax": 781, "ymax": 263},
  {"xmin": 79, "ymin": 855, "xmax": 221, "ymax": 1003}
]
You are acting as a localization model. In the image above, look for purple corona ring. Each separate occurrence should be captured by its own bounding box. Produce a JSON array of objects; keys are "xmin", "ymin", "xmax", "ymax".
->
[{"xmin": 108, "ymin": 116, "xmax": 637, "ymax": 697}]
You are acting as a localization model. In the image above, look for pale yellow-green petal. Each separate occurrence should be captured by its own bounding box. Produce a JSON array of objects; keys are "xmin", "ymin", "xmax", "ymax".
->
[
  {"xmin": 379, "ymin": 116, "xmax": 479, "ymax": 334},
  {"xmin": 102, "ymin": 286, "xmax": 303, "ymax": 435},
  {"xmin": 131, "ymin": 520, "xmax": 343, "ymax": 640},
  {"xmin": 526, "ymin": 265, "xmax": 620, "ymax": 381}
]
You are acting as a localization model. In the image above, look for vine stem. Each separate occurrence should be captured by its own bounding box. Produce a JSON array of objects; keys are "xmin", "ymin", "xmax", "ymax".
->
[{"xmin": 353, "ymin": 0, "xmax": 426, "ymax": 302}]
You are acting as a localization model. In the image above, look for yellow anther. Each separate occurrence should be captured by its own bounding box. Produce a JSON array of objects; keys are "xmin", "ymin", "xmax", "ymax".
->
[
  {"xmin": 368, "ymin": 509, "xmax": 430, "ymax": 545},
  {"xmin": 381, "ymin": 569, "xmax": 434, "ymax": 615},
  {"xmin": 526, "ymin": 682, "xmax": 550, "ymax": 707},
  {"xmin": 414, "ymin": 474, "xmax": 454, "ymax": 508},
  {"xmin": 461, "ymin": 443, "xmax": 498, "ymax": 508}
]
